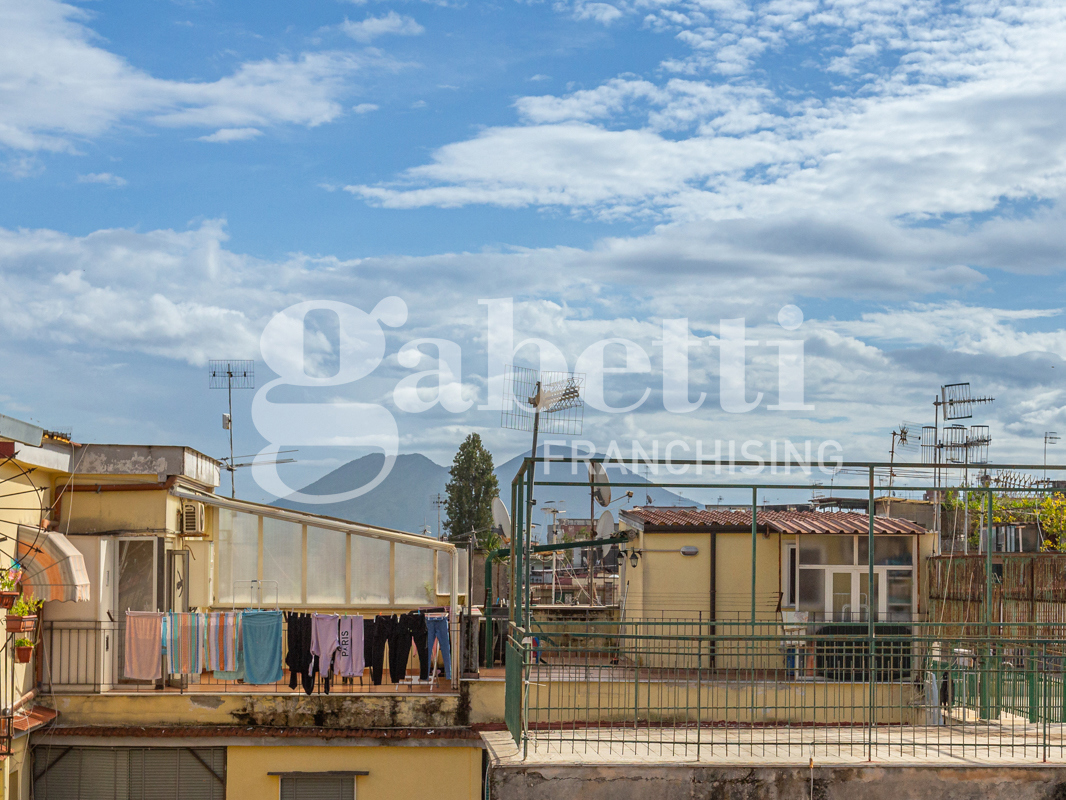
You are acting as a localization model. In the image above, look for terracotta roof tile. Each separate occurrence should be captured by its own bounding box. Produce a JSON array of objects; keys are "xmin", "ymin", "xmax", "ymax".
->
[
  {"xmin": 621, "ymin": 507, "xmax": 926, "ymax": 535},
  {"xmin": 13, "ymin": 705, "xmax": 57, "ymax": 734}
]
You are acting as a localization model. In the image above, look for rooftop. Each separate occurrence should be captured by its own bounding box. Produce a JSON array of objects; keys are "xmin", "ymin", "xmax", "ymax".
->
[{"xmin": 621, "ymin": 507, "xmax": 927, "ymax": 535}]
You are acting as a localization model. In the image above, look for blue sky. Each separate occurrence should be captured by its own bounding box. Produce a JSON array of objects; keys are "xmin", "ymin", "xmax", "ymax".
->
[{"xmin": 1, "ymin": 0, "xmax": 1065, "ymax": 504}]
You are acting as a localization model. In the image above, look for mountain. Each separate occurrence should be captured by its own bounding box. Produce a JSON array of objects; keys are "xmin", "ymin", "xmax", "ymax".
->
[
  {"xmin": 273, "ymin": 447, "xmax": 697, "ymax": 534},
  {"xmin": 274, "ymin": 453, "xmax": 449, "ymax": 534}
]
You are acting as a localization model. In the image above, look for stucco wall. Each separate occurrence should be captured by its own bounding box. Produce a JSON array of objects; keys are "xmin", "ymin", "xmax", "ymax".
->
[{"xmin": 227, "ymin": 743, "xmax": 483, "ymax": 800}]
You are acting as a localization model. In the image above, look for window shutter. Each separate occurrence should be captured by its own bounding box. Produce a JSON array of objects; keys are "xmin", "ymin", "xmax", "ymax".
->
[
  {"xmin": 280, "ymin": 775, "xmax": 355, "ymax": 800},
  {"xmin": 35, "ymin": 747, "xmax": 223, "ymax": 800}
]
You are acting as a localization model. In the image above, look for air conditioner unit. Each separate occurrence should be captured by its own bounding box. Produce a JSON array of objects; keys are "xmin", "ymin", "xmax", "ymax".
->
[{"xmin": 181, "ymin": 501, "xmax": 206, "ymax": 535}]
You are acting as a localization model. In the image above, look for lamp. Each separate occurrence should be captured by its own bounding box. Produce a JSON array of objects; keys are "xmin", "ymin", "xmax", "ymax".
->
[{"xmin": 628, "ymin": 549, "xmax": 642, "ymax": 568}]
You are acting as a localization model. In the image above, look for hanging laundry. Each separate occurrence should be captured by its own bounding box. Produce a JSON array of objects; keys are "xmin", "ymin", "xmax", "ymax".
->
[
  {"xmin": 242, "ymin": 609, "xmax": 284, "ymax": 685},
  {"xmin": 206, "ymin": 612, "xmax": 241, "ymax": 673},
  {"xmin": 164, "ymin": 612, "xmax": 205, "ymax": 675},
  {"xmin": 395, "ymin": 611, "xmax": 430, "ymax": 681},
  {"xmin": 371, "ymin": 614, "xmax": 397, "ymax": 685},
  {"xmin": 285, "ymin": 612, "xmax": 313, "ymax": 694},
  {"xmin": 336, "ymin": 615, "xmax": 364, "ymax": 678},
  {"xmin": 309, "ymin": 613, "xmax": 340, "ymax": 694},
  {"xmin": 426, "ymin": 614, "xmax": 452, "ymax": 680},
  {"xmin": 363, "ymin": 617, "xmax": 376, "ymax": 681},
  {"xmin": 124, "ymin": 611, "xmax": 163, "ymax": 681}
]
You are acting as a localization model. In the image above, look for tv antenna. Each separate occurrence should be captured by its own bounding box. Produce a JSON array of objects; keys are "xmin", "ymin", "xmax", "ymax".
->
[
  {"xmin": 922, "ymin": 382, "xmax": 994, "ymax": 551},
  {"xmin": 431, "ymin": 493, "xmax": 447, "ymax": 539},
  {"xmin": 501, "ymin": 365, "xmax": 583, "ymax": 610},
  {"xmin": 887, "ymin": 424, "xmax": 909, "ymax": 516},
  {"xmin": 1045, "ymin": 432, "xmax": 1060, "ymax": 483},
  {"xmin": 209, "ymin": 359, "xmax": 254, "ymax": 497}
]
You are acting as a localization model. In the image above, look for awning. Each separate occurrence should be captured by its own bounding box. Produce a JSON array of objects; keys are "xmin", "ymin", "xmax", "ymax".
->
[{"xmin": 16, "ymin": 526, "xmax": 91, "ymax": 603}]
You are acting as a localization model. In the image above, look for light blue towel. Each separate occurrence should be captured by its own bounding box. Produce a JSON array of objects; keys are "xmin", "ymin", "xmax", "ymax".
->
[{"xmin": 241, "ymin": 610, "xmax": 284, "ymax": 685}]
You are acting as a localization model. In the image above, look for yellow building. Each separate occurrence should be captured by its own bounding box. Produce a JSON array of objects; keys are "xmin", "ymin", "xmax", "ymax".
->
[
  {"xmin": 0, "ymin": 416, "xmax": 486, "ymax": 800},
  {"xmin": 618, "ymin": 507, "xmax": 932, "ymax": 672}
]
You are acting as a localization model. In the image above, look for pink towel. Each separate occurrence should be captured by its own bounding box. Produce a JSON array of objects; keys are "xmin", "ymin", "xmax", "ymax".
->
[{"xmin": 124, "ymin": 611, "xmax": 162, "ymax": 680}]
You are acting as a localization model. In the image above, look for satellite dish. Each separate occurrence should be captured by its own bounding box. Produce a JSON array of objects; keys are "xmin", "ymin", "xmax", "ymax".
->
[
  {"xmin": 596, "ymin": 510, "xmax": 614, "ymax": 557},
  {"xmin": 491, "ymin": 497, "xmax": 511, "ymax": 544},
  {"xmin": 588, "ymin": 461, "xmax": 611, "ymax": 507}
]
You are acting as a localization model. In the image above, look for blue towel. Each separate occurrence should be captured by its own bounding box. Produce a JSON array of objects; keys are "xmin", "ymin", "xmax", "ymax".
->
[{"xmin": 241, "ymin": 610, "xmax": 284, "ymax": 685}]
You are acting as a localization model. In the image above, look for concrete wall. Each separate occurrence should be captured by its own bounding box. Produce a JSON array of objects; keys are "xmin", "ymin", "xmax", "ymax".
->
[
  {"xmin": 489, "ymin": 764, "xmax": 1066, "ymax": 800},
  {"xmin": 227, "ymin": 743, "xmax": 482, "ymax": 800},
  {"xmin": 45, "ymin": 691, "xmax": 470, "ymax": 729}
]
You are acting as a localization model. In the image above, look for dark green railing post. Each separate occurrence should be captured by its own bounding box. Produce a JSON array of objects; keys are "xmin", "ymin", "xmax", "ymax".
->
[
  {"xmin": 867, "ymin": 466, "xmax": 875, "ymax": 761},
  {"xmin": 980, "ymin": 488, "xmax": 993, "ymax": 720}
]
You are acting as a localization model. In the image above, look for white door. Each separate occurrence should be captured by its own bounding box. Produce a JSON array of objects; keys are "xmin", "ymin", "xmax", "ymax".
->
[{"xmin": 826, "ymin": 569, "xmax": 882, "ymax": 621}]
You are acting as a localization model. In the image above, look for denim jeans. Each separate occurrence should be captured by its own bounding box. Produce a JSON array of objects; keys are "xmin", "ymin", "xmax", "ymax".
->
[{"xmin": 425, "ymin": 616, "xmax": 452, "ymax": 679}]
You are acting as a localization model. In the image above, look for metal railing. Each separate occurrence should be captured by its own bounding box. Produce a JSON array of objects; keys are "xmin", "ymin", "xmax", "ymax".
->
[
  {"xmin": 505, "ymin": 617, "xmax": 1066, "ymax": 761},
  {"xmin": 40, "ymin": 620, "xmax": 451, "ymax": 694}
]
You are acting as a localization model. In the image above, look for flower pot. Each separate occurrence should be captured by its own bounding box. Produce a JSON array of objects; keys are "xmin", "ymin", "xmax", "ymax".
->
[
  {"xmin": 6, "ymin": 614, "xmax": 36, "ymax": 634},
  {"xmin": 0, "ymin": 591, "xmax": 18, "ymax": 609},
  {"xmin": 14, "ymin": 645, "xmax": 32, "ymax": 664}
]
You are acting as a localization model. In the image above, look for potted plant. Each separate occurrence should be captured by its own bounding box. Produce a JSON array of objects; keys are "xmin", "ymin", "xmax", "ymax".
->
[
  {"xmin": 6, "ymin": 594, "xmax": 42, "ymax": 633},
  {"xmin": 0, "ymin": 566, "xmax": 21, "ymax": 609},
  {"xmin": 13, "ymin": 638, "xmax": 33, "ymax": 664}
]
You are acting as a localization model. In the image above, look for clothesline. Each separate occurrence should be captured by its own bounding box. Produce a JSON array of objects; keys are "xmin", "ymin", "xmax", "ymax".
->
[{"xmin": 123, "ymin": 609, "xmax": 453, "ymax": 690}]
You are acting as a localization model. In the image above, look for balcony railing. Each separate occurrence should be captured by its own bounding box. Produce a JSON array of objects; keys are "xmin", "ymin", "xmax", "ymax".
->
[{"xmin": 40, "ymin": 620, "xmax": 451, "ymax": 695}]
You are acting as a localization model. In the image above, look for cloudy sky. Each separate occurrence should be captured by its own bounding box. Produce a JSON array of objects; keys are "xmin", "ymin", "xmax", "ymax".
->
[{"xmin": 1, "ymin": 0, "xmax": 1064, "ymax": 503}]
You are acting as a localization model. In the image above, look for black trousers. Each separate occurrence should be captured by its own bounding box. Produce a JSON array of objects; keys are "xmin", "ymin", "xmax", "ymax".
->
[
  {"xmin": 285, "ymin": 613, "xmax": 314, "ymax": 694},
  {"xmin": 371, "ymin": 615, "xmax": 397, "ymax": 685},
  {"xmin": 393, "ymin": 612, "xmax": 430, "ymax": 681}
]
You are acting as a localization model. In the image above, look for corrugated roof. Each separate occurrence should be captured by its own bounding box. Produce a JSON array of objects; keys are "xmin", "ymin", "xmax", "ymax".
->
[{"xmin": 622, "ymin": 507, "xmax": 926, "ymax": 535}]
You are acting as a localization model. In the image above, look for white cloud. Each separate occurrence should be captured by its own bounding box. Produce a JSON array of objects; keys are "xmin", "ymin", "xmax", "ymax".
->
[
  {"xmin": 344, "ymin": 0, "xmax": 1066, "ymax": 227},
  {"xmin": 76, "ymin": 172, "xmax": 126, "ymax": 186},
  {"xmin": 0, "ymin": 0, "xmax": 381, "ymax": 151},
  {"xmin": 341, "ymin": 12, "xmax": 424, "ymax": 43},
  {"xmin": 197, "ymin": 128, "xmax": 263, "ymax": 143},
  {"xmin": 2, "ymin": 217, "xmax": 1063, "ymax": 465},
  {"xmin": 352, "ymin": 103, "xmax": 379, "ymax": 114},
  {"xmin": 571, "ymin": 2, "xmax": 623, "ymax": 25}
]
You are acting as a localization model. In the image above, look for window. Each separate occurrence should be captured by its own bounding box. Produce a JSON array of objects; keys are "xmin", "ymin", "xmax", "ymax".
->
[
  {"xmin": 212, "ymin": 507, "xmax": 451, "ymax": 607},
  {"xmin": 351, "ymin": 536, "xmax": 391, "ymax": 604},
  {"xmin": 279, "ymin": 774, "xmax": 356, "ymax": 800},
  {"xmin": 307, "ymin": 526, "xmax": 347, "ymax": 604},
  {"xmin": 783, "ymin": 544, "xmax": 797, "ymax": 606},
  {"xmin": 436, "ymin": 549, "xmax": 470, "ymax": 597},
  {"xmin": 798, "ymin": 535, "xmax": 853, "ymax": 566},
  {"xmin": 263, "ymin": 518, "xmax": 302, "ymax": 604},
  {"xmin": 395, "ymin": 543, "xmax": 435, "ymax": 604},
  {"xmin": 217, "ymin": 509, "xmax": 258, "ymax": 604}
]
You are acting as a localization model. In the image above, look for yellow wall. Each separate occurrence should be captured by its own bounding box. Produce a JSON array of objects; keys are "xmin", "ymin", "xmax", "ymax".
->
[
  {"xmin": 525, "ymin": 677, "xmax": 920, "ymax": 725},
  {"xmin": 59, "ymin": 483, "xmax": 171, "ymax": 534},
  {"xmin": 226, "ymin": 744, "xmax": 482, "ymax": 800},
  {"xmin": 1, "ymin": 736, "xmax": 31, "ymax": 800}
]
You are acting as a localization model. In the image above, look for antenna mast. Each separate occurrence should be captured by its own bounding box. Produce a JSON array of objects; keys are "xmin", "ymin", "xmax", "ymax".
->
[
  {"xmin": 923, "ymin": 382, "xmax": 994, "ymax": 553},
  {"xmin": 209, "ymin": 359, "xmax": 255, "ymax": 498}
]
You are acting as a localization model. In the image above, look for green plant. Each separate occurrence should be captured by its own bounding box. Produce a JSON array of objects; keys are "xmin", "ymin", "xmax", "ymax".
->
[
  {"xmin": 444, "ymin": 433, "xmax": 500, "ymax": 548},
  {"xmin": 0, "ymin": 565, "xmax": 22, "ymax": 592},
  {"xmin": 10, "ymin": 594, "xmax": 42, "ymax": 616},
  {"xmin": 14, "ymin": 638, "xmax": 32, "ymax": 648}
]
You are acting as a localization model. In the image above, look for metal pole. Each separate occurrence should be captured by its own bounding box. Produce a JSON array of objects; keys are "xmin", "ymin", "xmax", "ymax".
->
[
  {"xmin": 228, "ymin": 374, "xmax": 235, "ymax": 498},
  {"xmin": 867, "ymin": 466, "xmax": 876, "ymax": 761},
  {"xmin": 450, "ymin": 548, "xmax": 459, "ymax": 689},
  {"xmin": 751, "ymin": 487, "xmax": 757, "ymax": 626}
]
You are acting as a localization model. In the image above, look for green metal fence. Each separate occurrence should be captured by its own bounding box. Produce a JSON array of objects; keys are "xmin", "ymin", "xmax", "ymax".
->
[
  {"xmin": 506, "ymin": 616, "xmax": 1066, "ymax": 760},
  {"xmin": 501, "ymin": 456, "xmax": 1066, "ymax": 760}
]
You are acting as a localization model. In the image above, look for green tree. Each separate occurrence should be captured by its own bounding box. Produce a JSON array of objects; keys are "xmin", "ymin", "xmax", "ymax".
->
[{"xmin": 444, "ymin": 433, "xmax": 500, "ymax": 548}]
